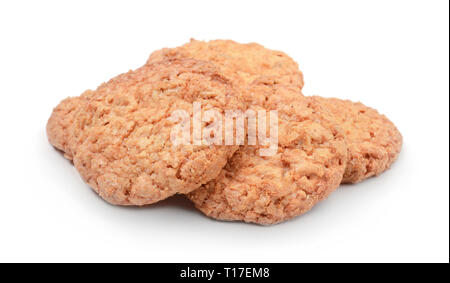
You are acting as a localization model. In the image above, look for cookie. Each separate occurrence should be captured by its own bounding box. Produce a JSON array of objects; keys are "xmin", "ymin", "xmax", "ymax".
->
[
  {"xmin": 187, "ymin": 83, "xmax": 348, "ymax": 225},
  {"xmin": 147, "ymin": 39, "xmax": 304, "ymax": 89},
  {"xmin": 310, "ymin": 96, "xmax": 402, "ymax": 184},
  {"xmin": 47, "ymin": 58, "xmax": 245, "ymax": 205}
]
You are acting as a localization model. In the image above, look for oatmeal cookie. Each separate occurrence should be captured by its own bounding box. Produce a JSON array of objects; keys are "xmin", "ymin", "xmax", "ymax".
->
[
  {"xmin": 309, "ymin": 97, "xmax": 402, "ymax": 183},
  {"xmin": 47, "ymin": 59, "xmax": 244, "ymax": 205},
  {"xmin": 147, "ymin": 39, "xmax": 304, "ymax": 89},
  {"xmin": 187, "ymin": 83, "xmax": 347, "ymax": 225}
]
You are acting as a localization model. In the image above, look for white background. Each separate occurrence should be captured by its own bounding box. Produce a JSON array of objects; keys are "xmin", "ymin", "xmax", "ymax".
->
[{"xmin": 0, "ymin": 0, "xmax": 448, "ymax": 263}]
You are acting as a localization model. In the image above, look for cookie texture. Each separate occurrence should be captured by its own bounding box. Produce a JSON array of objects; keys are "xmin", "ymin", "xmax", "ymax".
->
[
  {"xmin": 48, "ymin": 59, "xmax": 245, "ymax": 205},
  {"xmin": 147, "ymin": 39, "xmax": 304, "ymax": 89},
  {"xmin": 47, "ymin": 93, "xmax": 90, "ymax": 160},
  {"xmin": 310, "ymin": 96, "xmax": 402, "ymax": 183},
  {"xmin": 188, "ymin": 83, "xmax": 348, "ymax": 225},
  {"xmin": 47, "ymin": 96, "xmax": 79, "ymax": 157}
]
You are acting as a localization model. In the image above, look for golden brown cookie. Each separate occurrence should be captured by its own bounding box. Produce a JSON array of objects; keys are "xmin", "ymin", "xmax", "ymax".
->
[
  {"xmin": 187, "ymin": 83, "xmax": 348, "ymax": 225},
  {"xmin": 47, "ymin": 59, "xmax": 245, "ymax": 205},
  {"xmin": 310, "ymin": 96, "xmax": 402, "ymax": 184},
  {"xmin": 147, "ymin": 39, "xmax": 304, "ymax": 89}
]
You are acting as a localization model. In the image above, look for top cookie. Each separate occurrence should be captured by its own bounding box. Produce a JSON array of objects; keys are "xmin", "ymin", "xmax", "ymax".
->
[
  {"xmin": 147, "ymin": 39, "xmax": 304, "ymax": 89},
  {"xmin": 48, "ymin": 59, "xmax": 245, "ymax": 205},
  {"xmin": 187, "ymin": 83, "xmax": 348, "ymax": 225},
  {"xmin": 310, "ymin": 96, "xmax": 402, "ymax": 183}
]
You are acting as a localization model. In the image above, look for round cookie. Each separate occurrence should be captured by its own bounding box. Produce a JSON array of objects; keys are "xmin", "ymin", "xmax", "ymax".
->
[
  {"xmin": 62, "ymin": 59, "xmax": 245, "ymax": 206},
  {"xmin": 310, "ymin": 96, "xmax": 402, "ymax": 184},
  {"xmin": 147, "ymin": 39, "xmax": 304, "ymax": 89},
  {"xmin": 187, "ymin": 83, "xmax": 348, "ymax": 225}
]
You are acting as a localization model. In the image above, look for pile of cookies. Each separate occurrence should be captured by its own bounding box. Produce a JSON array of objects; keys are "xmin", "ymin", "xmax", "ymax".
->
[{"xmin": 47, "ymin": 39, "xmax": 402, "ymax": 225}]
